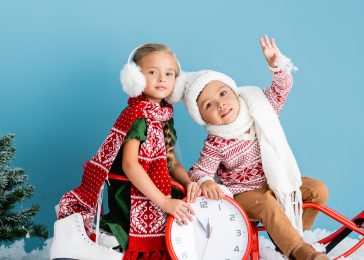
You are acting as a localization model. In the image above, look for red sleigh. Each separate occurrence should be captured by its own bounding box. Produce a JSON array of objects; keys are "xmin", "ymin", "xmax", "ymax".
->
[
  {"xmin": 250, "ymin": 204, "xmax": 364, "ymax": 260},
  {"xmin": 108, "ymin": 174, "xmax": 363, "ymax": 259}
]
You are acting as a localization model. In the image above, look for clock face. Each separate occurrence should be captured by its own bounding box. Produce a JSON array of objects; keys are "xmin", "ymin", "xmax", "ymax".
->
[{"xmin": 166, "ymin": 196, "xmax": 252, "ymax": 260}]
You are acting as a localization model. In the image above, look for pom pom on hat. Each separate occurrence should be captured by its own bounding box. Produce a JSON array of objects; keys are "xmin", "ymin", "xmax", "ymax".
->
[
  {"xmin": 168, "ymin": 70, "xmax": 239, "ymax": 125},
  {"xmin": 120, "ymin": 62, "xmax": 146, "ymax": 97}
]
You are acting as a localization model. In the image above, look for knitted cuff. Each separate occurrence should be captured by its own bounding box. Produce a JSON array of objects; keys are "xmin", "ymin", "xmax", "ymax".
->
[
  {"xmin": 268, "ymin": 54, "xmax": 298, "ymax": 72},
  {"xmin": 197, "ymin": 176, "xmax": 215, "ymax": 186},
  {"xmin": 218, "ymin": 184, "xmax": 233, "ymax": 198}
]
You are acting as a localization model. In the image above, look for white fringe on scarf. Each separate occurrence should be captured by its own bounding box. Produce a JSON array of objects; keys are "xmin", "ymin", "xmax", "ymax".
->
[{"xmin": 240, "ymin": 86, "xmax": 303, "ymax": 235}]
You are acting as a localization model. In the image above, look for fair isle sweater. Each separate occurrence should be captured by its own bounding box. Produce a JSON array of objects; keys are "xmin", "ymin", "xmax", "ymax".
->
[{"xmin": 189, "ymin": 68, "xmax": 293, "ymax": 195}]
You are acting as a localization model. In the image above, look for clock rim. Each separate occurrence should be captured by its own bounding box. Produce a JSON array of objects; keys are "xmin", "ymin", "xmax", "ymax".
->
[{"xmin": 165, "ymin": 195, "xmax": 253, "ymax": 260}]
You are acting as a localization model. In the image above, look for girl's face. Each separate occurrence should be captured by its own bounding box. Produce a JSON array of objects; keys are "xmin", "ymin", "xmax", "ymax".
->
[
  {"xmin": 197, "ymin": 80, "xmax": 240, "ymax": 125},
  {"xmin": 139, "ymin": 52, "xmax": 178, "ymax": 104}
]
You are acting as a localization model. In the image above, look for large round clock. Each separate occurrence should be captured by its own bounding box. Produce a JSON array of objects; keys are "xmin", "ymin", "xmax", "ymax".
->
[{"xmin": 166, "ymin": 195, "xmax": 252, "ymax": 260}]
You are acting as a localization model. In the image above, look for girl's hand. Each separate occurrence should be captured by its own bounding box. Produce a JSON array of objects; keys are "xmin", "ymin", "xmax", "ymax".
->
[
  {"xmin": 260, "ymin": 34, "xmax": 281, "ymax": 68},
  {"xmin": 185, "ymin": 181, "xmax": 201, "ymax": 203},
  {"xmin": 161, "ymin": 197, "xmax": 195, "ymax": 225},
  {"xmin": 200, "ymin": 180, "xmax": 224, "ymax": 200}
]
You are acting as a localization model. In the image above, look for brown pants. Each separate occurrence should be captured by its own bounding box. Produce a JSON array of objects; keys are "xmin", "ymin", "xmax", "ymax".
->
[{"xmin": 234, "ymin": 177, "xmax": 329, "ymax": 256}]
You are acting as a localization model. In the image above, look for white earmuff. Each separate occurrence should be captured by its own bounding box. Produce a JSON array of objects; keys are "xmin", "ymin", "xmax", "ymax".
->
[
  {"xmin": 120, "ymin": 46, "xmax": 146, "ymax": 97},
  {"xmin": 165, "ymin": 71, "xmax": 188, "ymax": 104}
]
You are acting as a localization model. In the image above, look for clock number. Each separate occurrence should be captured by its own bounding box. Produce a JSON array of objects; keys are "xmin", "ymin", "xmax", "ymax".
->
[
  {"xmin": 229, "ymin": 214, "xmax": 236, "ymax": 221},
  {"xmin": 218, "ymin": 203, "xmax": 221, "ymax": 211},
  {"xmin": 234, "ymin": 246, "xmax": 239, "ymax": 252},
  {"xmin": 200, "ymin": 201, "xmax": 208, "ymax": 208},
  {"xmin": 236, "ymin": 229, "xmax": 242, "ymax": 236},
  {"xmin": 181, "ymin": 252, "xmax": 188, "ymax": 259},
  {"xmin": 175, "ymin": 236, "xmax": 181, "ymax": 244}
]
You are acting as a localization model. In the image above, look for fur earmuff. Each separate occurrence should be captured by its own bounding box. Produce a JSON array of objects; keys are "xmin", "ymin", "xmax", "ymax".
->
[
  {"xmin": 165, "ymin": 71, "xmax": 188, "ymax": 104},
  {"xmin": 120, "ymin": 62, "xmax": 146, "ymax": 97}
]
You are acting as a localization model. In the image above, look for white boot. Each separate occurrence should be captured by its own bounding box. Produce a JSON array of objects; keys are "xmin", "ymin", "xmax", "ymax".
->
[
  {"xmin": 98, "ymin": 229, "xmax": 120, "ymax": 249},
  {"xmin": 50, "ymin": 213, "xmax": 123, "ymax": 260}
]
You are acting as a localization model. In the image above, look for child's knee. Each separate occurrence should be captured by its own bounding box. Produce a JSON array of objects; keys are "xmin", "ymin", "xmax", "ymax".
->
[
  {"xmin": 301, "ymin": 177, "xmax": 329, "ymax": 205},
  {"xmin": 306, "ymin": 178, "xmax": 329, "ymax": 205},
  {"xmin": 316, "ymin": 180, "xmax": 329, "ymax": 204}
]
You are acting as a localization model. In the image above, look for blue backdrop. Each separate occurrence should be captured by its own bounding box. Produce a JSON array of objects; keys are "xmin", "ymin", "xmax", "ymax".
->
[{"xmin": 1, "ymin": 0, "xmax": 363, "ymax": 250}]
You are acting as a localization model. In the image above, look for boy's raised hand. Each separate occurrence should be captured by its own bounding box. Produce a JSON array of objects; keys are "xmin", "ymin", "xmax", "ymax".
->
[{"xmin": 260, "ymin": 34, "xmax": 281, "ymax": 68}]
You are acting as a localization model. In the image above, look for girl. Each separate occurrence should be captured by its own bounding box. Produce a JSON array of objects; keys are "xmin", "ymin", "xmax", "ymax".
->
[
  {"xmin": 57, "ymin": 44, "xmax": 200, "ymax": 259},
  {"xmin": 168, "ymin": 36, "xmax": 329, "ymax": 260}
]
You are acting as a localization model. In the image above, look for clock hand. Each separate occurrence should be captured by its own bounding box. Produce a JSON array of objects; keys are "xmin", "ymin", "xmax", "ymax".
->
[
  {"xmin": 202, "ymin": 222, "xmax": 214, "ymax": 260},
  {"xmin": 206, "ymin": 218, "xmax": 211, "ymax": 237},
  {"xmin": 208, "ymin": 226, "xmax": 213, "ymax": 238},
  {"xmin": 201, "ymin": 236, "xmax": 209, "ymax": 259},
  {"xmin": 195, "ymin": 216, "xmax": 208, "ymax": 235}
]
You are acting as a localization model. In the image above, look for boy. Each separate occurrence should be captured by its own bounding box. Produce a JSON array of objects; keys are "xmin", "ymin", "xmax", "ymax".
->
[{"xmin": 168, "ymin": 35, "xmax": 329, "ymax": 260}]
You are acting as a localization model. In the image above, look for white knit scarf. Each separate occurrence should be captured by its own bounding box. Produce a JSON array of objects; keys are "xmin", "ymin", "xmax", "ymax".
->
[
  {"xmin": 205, "ymin": 97, "xmax": 254, "ymax": 140},
  {"xmin": 206, "ymin": 86, "xmax": 303, "ymax": 235}
]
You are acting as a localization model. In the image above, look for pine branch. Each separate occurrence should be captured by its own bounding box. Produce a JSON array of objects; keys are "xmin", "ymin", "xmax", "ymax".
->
[
  {"xmin": 0, "ymin": 224, "xmax": 28, "ymax": 240},
  {"xmin": 0, "ymin": 134, "xmax": 15, "ymax": 165},
  {"xmin": 0, "ymin": 133, "xmax": 48, "ymax": 241},
  {"xmin": 0, "ymin": 223, "xmax": 48, "ymax": 240},
  {"xmin": 0, "ymin": 205, "xmax": 48, "ymax": 240},
  {"xmin": 2, "ymin": 204, "xmax": 40, "ymax": 224},
  {"xmin": 0, "ymin": 184, "xmax": 34, "ymax": 211},
  {"xmin": 0, "ymin": 168, "xmax": 26, "ymax": 190},
  {"xmin": 29, "ymin": 224, "xmax": 48, "ymax": 239}
]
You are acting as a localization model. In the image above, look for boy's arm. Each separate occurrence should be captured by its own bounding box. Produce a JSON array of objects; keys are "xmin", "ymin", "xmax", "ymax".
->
[
  {"xmin": 188, "ymin": 140, "xmax": 225, "ymax": 200},
  {"xmin": 188, "ymin": 139, "xmax": 222, "ymax": 185},
  {"xmin": 260, "ymin": 35, "xmax": 294, "ymax": 115},
  {"xmin": 263, "ymin": 62, "xmax": 293, "ymax": 115}
]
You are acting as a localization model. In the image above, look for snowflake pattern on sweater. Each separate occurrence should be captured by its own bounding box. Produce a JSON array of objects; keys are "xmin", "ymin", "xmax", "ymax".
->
[{"xmin": 189, "ymin": 68, "xmax": 293, "ymax": 195}]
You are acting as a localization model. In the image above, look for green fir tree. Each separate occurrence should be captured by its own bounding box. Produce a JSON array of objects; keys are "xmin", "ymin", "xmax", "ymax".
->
[{"xmin": 0, "ymin": 133, "xmax": 48, "ymax": 241}]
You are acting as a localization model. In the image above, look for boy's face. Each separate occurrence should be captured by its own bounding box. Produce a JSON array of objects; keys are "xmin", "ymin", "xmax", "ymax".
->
[{"xmin": 197, "ymin": 80, "xmax": 240, "ymax": 125}]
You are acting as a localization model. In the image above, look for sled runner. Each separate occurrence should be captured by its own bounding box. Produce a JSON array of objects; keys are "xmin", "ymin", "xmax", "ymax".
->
[
  {"xmin": 250, "ymin": 205, "xmax": 364, "ymax": 260},
  {"xmin": 51, "ymin": 173, "xmax": 363, "ymax": 260},
  {"xmin": 324, "ymin": 210, "xmax": 364, "ymax": 254},
  {"xmin": 107, "ymin": 175, "xmax": 363, "ymax": 260}
]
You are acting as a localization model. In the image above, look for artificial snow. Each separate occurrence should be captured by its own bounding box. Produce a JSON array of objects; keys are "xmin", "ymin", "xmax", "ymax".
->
[{"xmin": 0, "ymin": 228, "xmax": 362, "ymax": 259}]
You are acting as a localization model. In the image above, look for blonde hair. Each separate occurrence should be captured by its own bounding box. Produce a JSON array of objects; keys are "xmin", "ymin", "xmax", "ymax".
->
[
  {"xmin": 134, "ymin": 43, "xmax": 179, "ymax": 169},
  {"xmin": 161, "ymin": 120, "xmax": 176, "ymax": 169},
  {"xmin": 132, "ymin": 43, "xmax": 180, "ymax": 77}
]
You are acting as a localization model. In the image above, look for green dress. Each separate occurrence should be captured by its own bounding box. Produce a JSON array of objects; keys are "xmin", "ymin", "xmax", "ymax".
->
[{"xmin": 100, "ymin": 118, "xmax": 183, "ymax": 251}]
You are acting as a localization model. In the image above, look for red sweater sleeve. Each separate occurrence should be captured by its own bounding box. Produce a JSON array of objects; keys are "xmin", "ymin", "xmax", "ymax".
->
[
  {"xmin": 188, "ymin": 137, "xmax": 222, "ymax": 184},
  {"xmin": 263, "ymin": 67, "xmax": 293, "ymax": 115}
]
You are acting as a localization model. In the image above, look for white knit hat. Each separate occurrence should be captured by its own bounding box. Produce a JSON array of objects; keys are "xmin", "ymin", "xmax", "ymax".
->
[{"xmin": 168, "ymin": 70, "xmax": 238, "ymax": 125}]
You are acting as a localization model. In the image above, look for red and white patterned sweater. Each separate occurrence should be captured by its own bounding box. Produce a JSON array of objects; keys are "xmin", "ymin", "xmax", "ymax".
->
[{"xmin": 189, "ymin": 68, "xmax": 293, "ymax": 195}]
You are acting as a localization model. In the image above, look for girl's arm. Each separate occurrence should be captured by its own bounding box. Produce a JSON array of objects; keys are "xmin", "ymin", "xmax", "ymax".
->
[
  {"xmin": 169, "ymin": 153, "xmax": 201, "ymax": 203},
  {"xmin": 122, "ymin": 139, "xmax": 194, "ymax": 225}
]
